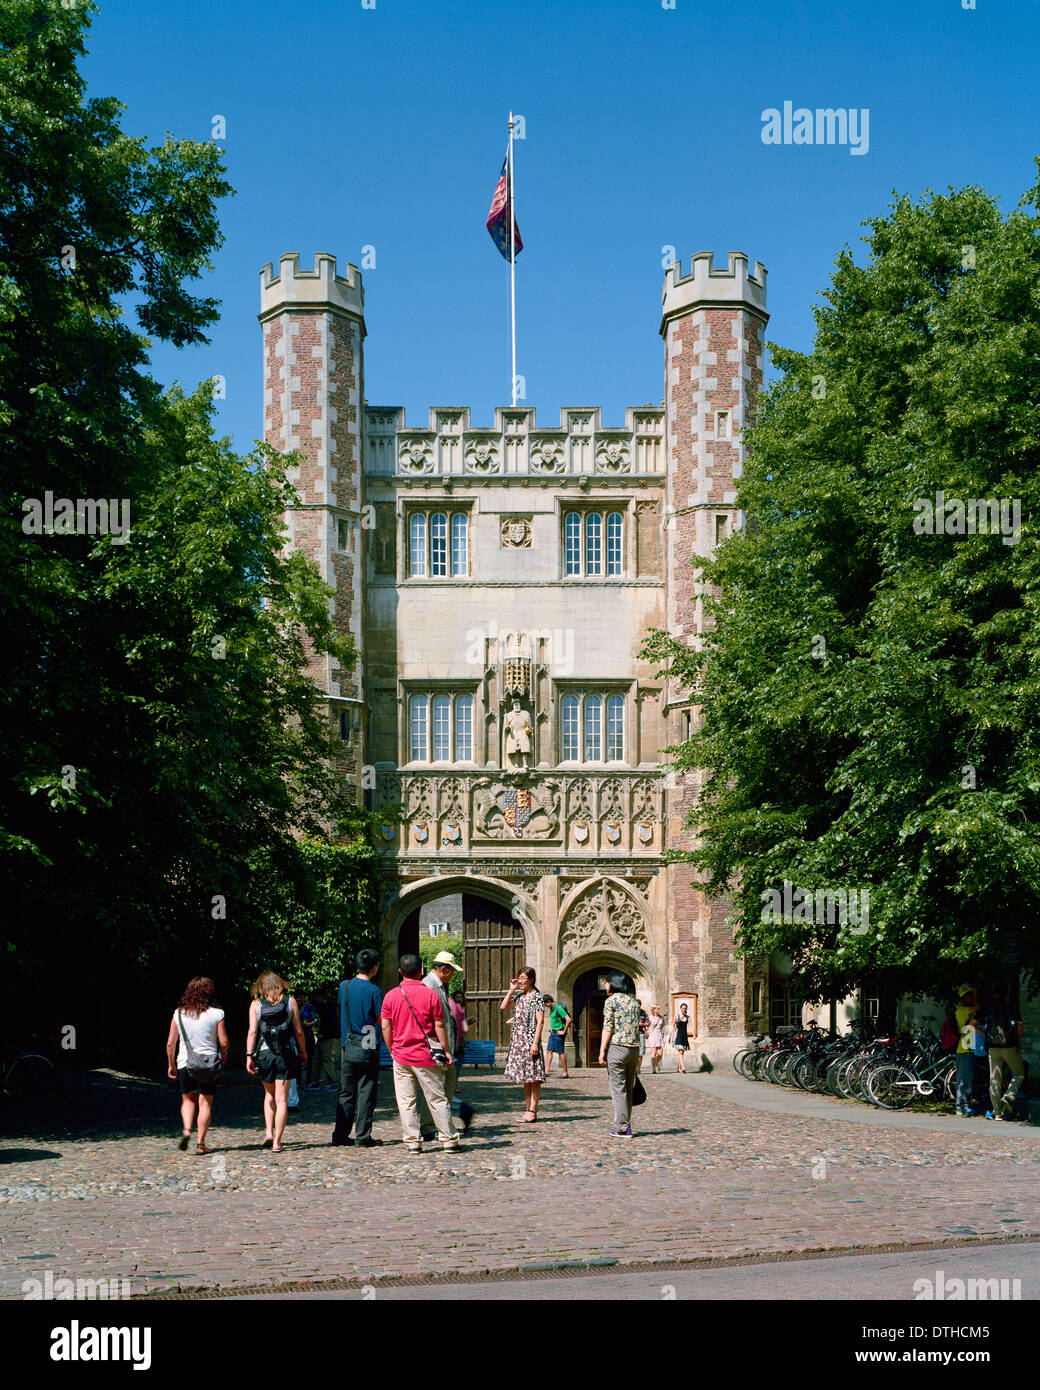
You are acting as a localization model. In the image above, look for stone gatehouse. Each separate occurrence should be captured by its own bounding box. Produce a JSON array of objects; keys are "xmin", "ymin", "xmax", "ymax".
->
[{"xmin": 259, "ymin": 247, "xmax": 770, "ymax": 1065}]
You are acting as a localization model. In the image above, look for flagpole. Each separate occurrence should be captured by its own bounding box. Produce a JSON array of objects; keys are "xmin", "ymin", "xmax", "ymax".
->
[{"xmin": 508, "ymin": 111, "xmax": 517, "ymax": 408}]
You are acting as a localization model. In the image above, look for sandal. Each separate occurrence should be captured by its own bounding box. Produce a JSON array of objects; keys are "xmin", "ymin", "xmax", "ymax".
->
[
  {"xmin": 261, "ymin": 1137, "xmax": 273, "ymax": 1149},
  {"xmin": 178, "ymin": 1131, "xmax": 191, "ymax": 1151},
  {"xmin": 520, "ymin": 1111, "xmax": 537, "ymax": 1122},
  {"xmin": 195, "ymin": 1144, "xmax": 210, "ymax": 1156},
  {"xmin": 271, "ymin": 1144, "xmax": 283, "ymax": 1153}
]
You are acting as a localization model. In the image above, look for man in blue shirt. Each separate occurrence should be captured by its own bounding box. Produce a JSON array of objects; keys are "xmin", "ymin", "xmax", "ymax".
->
[{"xmin": 332, "ymin": 948, "xmax": 383, "ymax": 1147}]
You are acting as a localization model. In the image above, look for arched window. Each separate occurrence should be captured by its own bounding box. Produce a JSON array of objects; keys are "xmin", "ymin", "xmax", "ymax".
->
[
  {"xmin": 451, "ymin": 512, "xmax": 468, "ymax": 576},
  {"xmin": 454, "ymin": 694, "xmax": 473, "ymax": 760},
  {"xmin": 584, "ymin": 512, "xmax": 603, "ymax": 575},
  {"xmin": 561, "ymin": 694, "xmax": 580, "ymax": 760},
  {"xmin": 430, "ymin": 513, "xmax": 448, "ymax": 576},
  {"xmin": 564, "ymin": 512, "xmax": 582, "ymax": 576},
  {"xmin": 431, "ymin": 693, "xmax": 451, "ymax": 760},
  {"xmin": 583, "ymin": 694, "xmax": 602, "ymax": 761},
  {"xmin": 606, "ymin": 512, "xmax": 624, "ymax": 575},
  {"xmin": 409, "ymin": 694, "xmax": 428, "ymax": 761},
  {"xmin": 606, "ymin": 694, "xmax": 624, "ymax": 760},
  {"xmin": 409, "ymin": 513, "xmax": 427, "ymax": 577}
]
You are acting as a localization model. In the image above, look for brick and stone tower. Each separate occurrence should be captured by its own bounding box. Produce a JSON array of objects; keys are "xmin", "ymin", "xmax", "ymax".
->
[
  {"xmin": 259, "ymin": 252, "xmax": 367, "ymax": 796},
  {"xmin": 660, "ymin": 251, "xmax": 768, "ymax": 1049}
]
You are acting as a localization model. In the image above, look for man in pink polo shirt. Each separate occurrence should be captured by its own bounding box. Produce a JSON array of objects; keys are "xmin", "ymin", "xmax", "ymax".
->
[{"xmin": 380, "ymin": 953, "xmax": 459, "ymax": 1153}]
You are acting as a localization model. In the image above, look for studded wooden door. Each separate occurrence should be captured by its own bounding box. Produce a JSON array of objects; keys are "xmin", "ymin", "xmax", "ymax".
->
[{"xmin": 461, "ymin": 894, "xmax": 527, "ymax": 1050}]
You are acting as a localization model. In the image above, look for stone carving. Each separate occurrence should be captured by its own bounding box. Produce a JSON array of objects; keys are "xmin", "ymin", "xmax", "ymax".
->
[
  {"xmin": 595, "ymin": 439, "xmax": 631, "ymax": 473},
  {"xmin": 400, "ymin": 439, "xmax": 435, "ymax": 474},
  {"xmin": 464, "ymin": 438, "xmax": 500, "ymax": 474},
  {"xmin": 500, "ymin": 516, "xmax": 533, "ymax": 548},
  {"xmin": 631, "ymin": 778, "xmax": 658, "ymax": 824},
  {"xmin": 436, "ymin": 778, "xmax": 465, "ymax": 825},
  {"xmin": 520, "ymin": 877, "xmax": 541, "ymax": 897},
  {"xmin": 503, "ymin": 699, "xmax": 533, "ymax": 770},
  {"xmin": 559, "ymin": 879, "xmax": 650, "ymax": 960},
  {"xmin": 529, "ymin": 438, "xmax": 566, "ymax": 473},
  {"xmin": 502, "ymin": 657, "xmax": 529, "ymax": 697},
  {"xmin": 598, "ymin": 777, "xmax": 625, "ymax": 822},
  {"xmin": 470, "ymin": 776, "xmax": 560, "ymax": 841}
]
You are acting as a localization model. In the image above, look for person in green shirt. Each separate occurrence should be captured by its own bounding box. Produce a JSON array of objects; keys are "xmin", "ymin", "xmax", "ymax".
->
[{"xmin": 543, "ymin": 994, "xmax": 571, "ymax": 1079}]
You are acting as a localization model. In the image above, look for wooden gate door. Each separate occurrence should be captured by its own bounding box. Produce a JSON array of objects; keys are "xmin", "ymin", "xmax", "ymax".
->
[{"xmin": 461, "ymin": 894, "xmax": 527, "ymax": 1049}]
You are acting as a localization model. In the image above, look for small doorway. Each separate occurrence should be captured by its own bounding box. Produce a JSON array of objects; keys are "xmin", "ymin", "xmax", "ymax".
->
[{"xmin": 571, "ymin": 966, "xmax": 635, "ymax": 1067}]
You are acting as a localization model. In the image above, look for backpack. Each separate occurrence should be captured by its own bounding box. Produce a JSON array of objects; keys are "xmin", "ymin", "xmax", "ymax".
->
[
  {"xmin": 258, "ymin": 993, "xmax": 295, "ymax": 1055},
  {"xmin": 939, "ymin": 1016, "xmax": 959, "ymax": 1052},
  {"xmin": 984, "ymin": 1002, "xmax": 1016, "ymax": 1049}
]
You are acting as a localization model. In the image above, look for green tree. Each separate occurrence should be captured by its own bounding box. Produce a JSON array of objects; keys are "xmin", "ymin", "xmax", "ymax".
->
[
  {"xmin": 418, "ymin": 933, "xmax": 466, "ymax": 997},
  {"xmin": 0, "ymin": 1, "xmax": 371, "ymax": 1054},
  {"xmin": 644, "ymin": 165, "xmax": 1040, "ymax": 1006}
]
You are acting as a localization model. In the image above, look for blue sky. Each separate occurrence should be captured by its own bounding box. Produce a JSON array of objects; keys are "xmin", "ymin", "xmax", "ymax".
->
[{"xmin": 82, "ymin": 0, "xmax": 1040, "ymax": 454}]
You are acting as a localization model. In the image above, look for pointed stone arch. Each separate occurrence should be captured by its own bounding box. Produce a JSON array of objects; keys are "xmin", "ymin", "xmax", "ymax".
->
[{"xmin": 557, "ymin": 876, "xmax": 653, "ymax": 976}]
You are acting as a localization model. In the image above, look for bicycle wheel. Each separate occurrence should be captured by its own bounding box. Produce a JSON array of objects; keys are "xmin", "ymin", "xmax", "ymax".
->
[
  {"xmin": 739, "ymin": 1050, "xmax": 760, "ymax": 1081},
  {"xmin": 4, "ymin": 1053, "xmax": 57, "ymax": 1107},
  {"xmin": 791, "ymin": 1054, "xmax": 816, "ymax": 1090},
  {"xmin": 942, "ymin": 1063, "xmax": 957, "ymax": 1103},
  {"xmin": 866, "ymin": 1064, "xmax": 917, "ymax": 1111},
  {"xmin": 732, "ymin": 1049, "xmax": 752, "ymax": 1077}
]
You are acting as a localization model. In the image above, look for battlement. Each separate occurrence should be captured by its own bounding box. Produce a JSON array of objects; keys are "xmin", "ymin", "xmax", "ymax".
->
[
  {"xmin": 363, "ymin": 404, "xmax": 665, "ymax": 479},
  {"xmin": 259, "ymin": 251, "xmax": 365, "ymax": 324},
  {"xmin": 660, "ymin": 250, "xmax": 768, "ymax": 330}
]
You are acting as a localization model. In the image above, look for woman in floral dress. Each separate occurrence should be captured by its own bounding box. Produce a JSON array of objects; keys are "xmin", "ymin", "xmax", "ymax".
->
[{"xmin": 501, "ymin": 967, "xmax": 546, "ymax": 1122}]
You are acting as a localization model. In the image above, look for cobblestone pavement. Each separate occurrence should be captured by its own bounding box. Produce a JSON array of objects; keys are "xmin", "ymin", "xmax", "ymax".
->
[{"xmin": 2, "ymin": 1069, "xmax": 1039, "ymax": 1296}]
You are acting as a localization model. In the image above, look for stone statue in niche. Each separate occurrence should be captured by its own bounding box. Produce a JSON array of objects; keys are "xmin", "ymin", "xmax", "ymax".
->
[{"xmin": 503, "ymin": 698, "xmax": 533, "ymax": 771}]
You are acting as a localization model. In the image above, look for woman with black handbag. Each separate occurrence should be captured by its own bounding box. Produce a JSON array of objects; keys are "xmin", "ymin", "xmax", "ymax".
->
[{"xmin": 165, "ymin": 977, "xmax": 229, "ymax": 1155}]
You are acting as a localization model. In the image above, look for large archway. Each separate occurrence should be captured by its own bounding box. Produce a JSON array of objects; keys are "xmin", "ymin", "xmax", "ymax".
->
[
  {"xmin": 381, "ymin": 876, "xmax": 537, "ymax": 1049},
  {"xmin": 556, "ymin": 947, "xmax": 655, "ymax": 1069}
]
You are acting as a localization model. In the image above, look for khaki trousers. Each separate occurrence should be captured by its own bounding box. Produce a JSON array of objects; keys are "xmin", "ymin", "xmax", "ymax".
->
[
  {"xmin": 392, "ymin": 1061, "xmax": 456, "ymax": 1145},
  {"xmin": 988, "ymin": 1047, "xmax": 1024, "ymax": 1115}
]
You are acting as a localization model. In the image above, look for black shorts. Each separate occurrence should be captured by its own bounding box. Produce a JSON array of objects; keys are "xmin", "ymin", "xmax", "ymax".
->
[
  {"xmin": 177, "ymin": 1067, "xmax": 220, "ymax": 1096},
  {"xmin": 255, "ymin": 1050, "xmax": 298, "ymax": 1084}
]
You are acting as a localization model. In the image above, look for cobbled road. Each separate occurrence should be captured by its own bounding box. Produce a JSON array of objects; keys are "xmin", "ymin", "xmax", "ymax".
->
[{"xmin": 1, "ymin": 1068, "xmax": 1038, "ymax": 1296}]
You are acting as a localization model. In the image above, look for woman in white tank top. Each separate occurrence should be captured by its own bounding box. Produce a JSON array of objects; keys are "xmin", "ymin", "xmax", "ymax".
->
[{"xmin": 165, "ymin": 976, "xmax": 229, "ymax": 1154}]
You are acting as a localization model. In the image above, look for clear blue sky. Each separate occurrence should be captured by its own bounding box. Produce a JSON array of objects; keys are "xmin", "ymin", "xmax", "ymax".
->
[{"xmin": 81, "ymin": 0, "xmax": 1040, "ymax": 454}]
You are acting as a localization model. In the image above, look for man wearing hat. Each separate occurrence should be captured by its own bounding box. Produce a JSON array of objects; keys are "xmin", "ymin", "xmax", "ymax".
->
[{"xmin": 419, "ymin": 951, "xmax": 475, "ymax": 1138}]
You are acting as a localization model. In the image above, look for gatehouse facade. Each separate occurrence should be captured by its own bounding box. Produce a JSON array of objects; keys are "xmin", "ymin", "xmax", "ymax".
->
[{"xmin": 259, "ymin": 247, "xmax": 770, "ymax": 1065}]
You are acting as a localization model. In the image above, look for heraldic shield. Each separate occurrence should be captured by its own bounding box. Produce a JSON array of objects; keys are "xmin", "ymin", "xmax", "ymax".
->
[{"xmin": 499, "ymin": 787, "xmax": 531, "ymax": 838}]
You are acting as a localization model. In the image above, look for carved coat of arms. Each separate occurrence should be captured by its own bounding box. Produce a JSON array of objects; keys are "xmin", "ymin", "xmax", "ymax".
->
[{"xmin": 500, "ymin": 787, "xmax": 531, "ymax": 838}]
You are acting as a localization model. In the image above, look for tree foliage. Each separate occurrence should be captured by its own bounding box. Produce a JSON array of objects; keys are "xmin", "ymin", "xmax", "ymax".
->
[
  {"xmin": 0, "ymin": 1, "xmax": 378, "ymax": 1055},
  {"xmin": 644, "ymin": 165, "xmax": 1040, "ymax": 1004}
]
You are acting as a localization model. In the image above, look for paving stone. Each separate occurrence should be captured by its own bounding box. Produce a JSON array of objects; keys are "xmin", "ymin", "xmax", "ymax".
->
[{"xmin": 1, "ymin": 1069, "xmax": 1038, "ymax": 1296}]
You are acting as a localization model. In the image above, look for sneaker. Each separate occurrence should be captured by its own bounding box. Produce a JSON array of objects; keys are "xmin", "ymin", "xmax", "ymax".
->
[
  {"xmin": 985, "ymin": 1110, "xmax": 995, "ymax": 1120},
  {"xmin": 619, "ymin": 1126, "xmax": 633, "ymax": 1137},
  {"xmin": 609, "ymin": 1128, "xmax": 622, "ymax": 1137},
  {"xmin": 440, "ymin": 1141, "xmax": 461, "ymax": 1152},
  {"xmin": 405, "ymin": 1143, "xmax": 423, "ymax": 1154}
]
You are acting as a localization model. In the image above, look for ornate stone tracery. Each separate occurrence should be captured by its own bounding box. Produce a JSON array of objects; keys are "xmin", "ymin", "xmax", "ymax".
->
[{"xmin": 559, "ymin": 878, "xmax": 650, "ymax": 963}]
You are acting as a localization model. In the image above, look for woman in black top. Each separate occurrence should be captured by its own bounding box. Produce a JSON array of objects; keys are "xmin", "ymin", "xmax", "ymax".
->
[{"xmin": 672, "ymin": 1003, "xmax": 691, "ymax": 1074}]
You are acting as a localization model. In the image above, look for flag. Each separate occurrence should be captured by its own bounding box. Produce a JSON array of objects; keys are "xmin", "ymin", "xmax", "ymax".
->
[{"xmin": 486, "ymin": 152, "xmax": 522, "ymax": 261}]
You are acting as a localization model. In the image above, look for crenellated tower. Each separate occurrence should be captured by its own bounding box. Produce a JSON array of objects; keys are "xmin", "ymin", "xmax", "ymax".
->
[
  {"xmin": 660, "ymin": 251, "xmax": 768, "ymax": 1043},
  {"xmin": 259, "ymin": 252, "xmax": 368, "ymax": 796}
]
